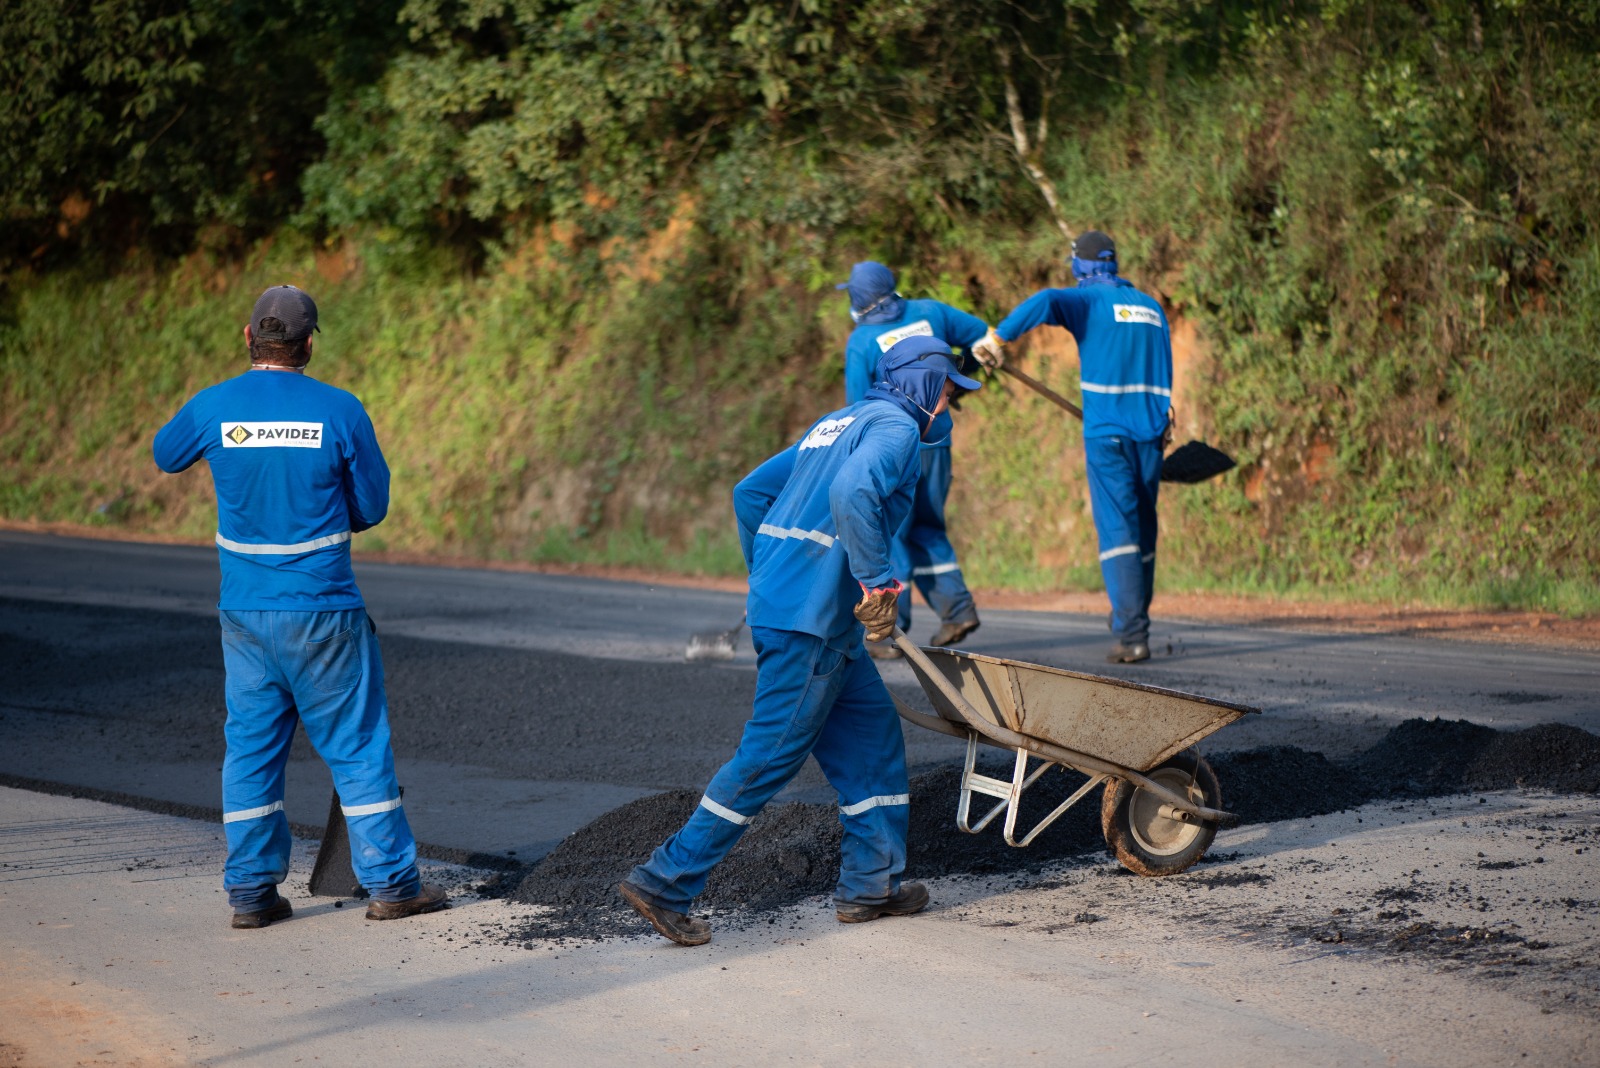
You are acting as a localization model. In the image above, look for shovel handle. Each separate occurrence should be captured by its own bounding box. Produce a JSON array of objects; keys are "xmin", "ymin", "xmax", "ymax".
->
[{"xmin": 999, "ymin": 365, "xmax": 1083, "ymax": 422}]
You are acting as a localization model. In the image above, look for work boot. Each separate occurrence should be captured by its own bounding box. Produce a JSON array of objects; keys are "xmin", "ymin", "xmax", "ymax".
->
[
  {"xmin": 231, "ymin": 893, "xmax": 293, "ymax": 930},
  {"xmin": 929, "ymin": 616, "xmax": 980, "ymax": 648},
  {"xmin": 1106, "ymin": 642, "xmax": 1151, "ymax": 664},
  {"xmin": 618, "ymin": 880, "xmax": 712, "ymax": 946},
  {"xmin": 836, "ymin": 882, "xmax": 930, "ymax": 924},
  {"xmin": 364, "ymin": 882, "xmax": 449, "ymax": 921},
  {"xmin": 866, "ymin": 640, "xmax": 902, "ymax": 661}
]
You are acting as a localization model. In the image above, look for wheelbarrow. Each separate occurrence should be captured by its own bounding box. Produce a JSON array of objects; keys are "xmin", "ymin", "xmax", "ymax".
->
[{"xmin": 888, "ymin": 630, "xmax": 1259, "ymax": 876}]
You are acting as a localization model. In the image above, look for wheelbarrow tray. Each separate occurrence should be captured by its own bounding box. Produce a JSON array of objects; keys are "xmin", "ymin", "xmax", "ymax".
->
[
  {"xmin": 892, "ymin": 641, "xmax": 1259, "ymax": 851},
  {"xmin": 902, "ymin": 647, "xmax": 1256, "ymax": 774}
]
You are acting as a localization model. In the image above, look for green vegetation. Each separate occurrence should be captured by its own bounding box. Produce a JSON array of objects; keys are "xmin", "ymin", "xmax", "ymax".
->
[{"xmin": 4, "ymin": 1, "xmax": 1598, "ymax": 613}]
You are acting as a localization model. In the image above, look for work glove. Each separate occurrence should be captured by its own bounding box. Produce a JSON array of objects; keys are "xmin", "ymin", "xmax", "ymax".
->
[
  {"xmin": 970, "ymin": 329, "xmax": 1007, "ymax": 370},
  {"xmin": 854, "ymin": 582, "xmax": 904, "ymax": 643}
]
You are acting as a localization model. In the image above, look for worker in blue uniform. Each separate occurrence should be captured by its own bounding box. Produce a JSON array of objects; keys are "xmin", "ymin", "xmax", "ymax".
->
[
  {"xmin": 972, "ymin": 231, "xmax": 1172, "ymax": 664},
  {"xmin": 619, "ymin": 336, "xmax": 982, "ymax": 946},
  {"xmin": 838, "ymin": 261, "xmax": 990, "ymax": 659},
  {"xmin": 153, "ymin": 285, "xmax": 447, "ymax": 928}
]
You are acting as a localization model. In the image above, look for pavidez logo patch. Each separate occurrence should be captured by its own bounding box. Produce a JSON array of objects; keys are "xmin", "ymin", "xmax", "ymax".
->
[
  {"xmin": 875, "ymin": 320, "xmax": 935, "ymax": 353},
  {"xmin": 799, "ymin": 416, "xmax": 855, "ymax": 450},
  {"xmin": 1112, "ymin": 304, "xmax": 1162, "ymax": 327},
  {"xmin": 220, "ymin": 421, "xmax": 324, "ymax": 448}
]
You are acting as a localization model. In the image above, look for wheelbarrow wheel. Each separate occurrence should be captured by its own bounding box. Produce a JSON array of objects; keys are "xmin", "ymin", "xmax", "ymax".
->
[{"xmin": 1100, "ymin": 751, "xmax": 1220, "ymax": 877}]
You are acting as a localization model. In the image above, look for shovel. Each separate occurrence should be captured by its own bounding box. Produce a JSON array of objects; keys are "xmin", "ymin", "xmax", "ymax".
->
[
  {"xmin": 998, "ymin": 365, "xmax": 1235, "ymax": 483},
  {"xmin": 685, "ymin": 612, "xmax": 745, "ymax": 661}
]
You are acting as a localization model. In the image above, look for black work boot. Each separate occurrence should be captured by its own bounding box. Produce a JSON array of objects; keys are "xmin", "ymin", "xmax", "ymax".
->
[
  {"xmin": 619, "ymin": 880, "xmax": 712, "ymax": 946},
  {"xmin": 231, "ymin": 892, "xmax": 293, "ymax": 930},
  {"xmin": 1106, "ymin": 642, "xmax": 1151, "ymax": 664},
  {"xmin": 930, "ymin": 616, "xmax": 980, "ymax": 648},
  {"xmin": 836, "ymin": 882, "xmax": 930, "ymax": 924},
  {"xmin": 364, "ymin": 882, "xmax": 449, "ymax": 921}
]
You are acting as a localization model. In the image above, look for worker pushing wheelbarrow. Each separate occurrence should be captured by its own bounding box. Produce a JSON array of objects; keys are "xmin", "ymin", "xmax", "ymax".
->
[{"xmin": 888, "ymin": 628, "xmax": 1258, "ymax": 876}]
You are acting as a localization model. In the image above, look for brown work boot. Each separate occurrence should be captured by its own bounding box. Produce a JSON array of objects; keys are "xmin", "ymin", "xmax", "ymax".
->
[
  {"xmin": 1106, "ymin": 642, "xmax": 1151, "ymax": 664},
  {"xmin": 231, "ymin": 893, "xmax": 293, "ymax": 929},
  {"xmin": 836, "ymin": 882, "xmax": 930, "ymax": 923},
  {"xmin": 364, "ymin": 882, "xmax": 449, "ymax": 921},
  {"xmin": 618, "ymin": 880, "xmax": 712, "ymax": 946},
  {"xmin": 929, "ymin": 616, "xmax": 980, "ymax": 647}
]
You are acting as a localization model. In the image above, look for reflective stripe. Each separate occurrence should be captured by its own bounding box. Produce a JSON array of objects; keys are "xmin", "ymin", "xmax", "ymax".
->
[
  {"xmin": 1141, "ymin": 552, "xmax": 1156, "ymax": 564},
  {"xmin": 698, "ymin": 795, "xmax": 751, "ymax": 826},
  {"xmin": 216, "ymin": 531, "xmax": 351, "ymax": 556},
  {"xmin": 341, "ymin": 797, "xmax": 402, "ymax": 818},
  {"xmin": 839, "ymin": 793, "xmax": 910, "ymax": 816},
  {"xmin": 222, "ymin": 801, "xmax": 283, "ymax": 824},
  {"xmin": 912, "ymin": 562, "xmax": 961, "ymax": 577},
  {"xmin": 1079, "ymin": 381, "xmax": 1173, "ymax": 398},
  {"xmin": 1098, "ymin": 544, "xmax": 1139, "ymax": 562},
  {"xmin": 757, "ymin": 524, "xmax": 836, "ymax": 549}
]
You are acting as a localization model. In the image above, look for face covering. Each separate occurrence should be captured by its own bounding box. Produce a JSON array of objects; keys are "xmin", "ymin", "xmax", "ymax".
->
[
  {"xmin": 865, "ymin": 362, "xmax": 950, "ymax": 440},
  {"xmin": 851, "ymin": 292, "xmax": 905, "ymax": 325},
  {"xmin": 1071, "ymin": 257, "xmax": 1131, "ymax": 287}
]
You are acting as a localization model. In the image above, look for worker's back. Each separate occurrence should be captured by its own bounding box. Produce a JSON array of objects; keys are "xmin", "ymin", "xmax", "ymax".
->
[
  {"xmin": 152, "ymin": 369, "xmax": 389, "ymax": 609},
  {"xmin": 740, "ymin": 399, "xmax": 921, "ymax": 646}
]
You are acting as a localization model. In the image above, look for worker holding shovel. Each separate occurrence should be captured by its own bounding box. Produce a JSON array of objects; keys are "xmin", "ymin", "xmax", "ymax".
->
[
  {"xmin": 973, "ymin": 230, "xmax": 1172, "ymax": 664},
  {"xmin": 620, "ymin": 336, "xmax": 982, "ymax": 946},
  {"xmin": 838, "ymin": 261, "xmax": 990, "ymax": 659}
]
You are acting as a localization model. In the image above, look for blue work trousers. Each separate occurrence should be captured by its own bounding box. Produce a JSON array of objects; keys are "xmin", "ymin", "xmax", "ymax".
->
[
  {"xmin": 628, "ymin": 627, "xmax": 910, "ymax": 910},
  {"xmin": 218, "ymin": 609, "xmax": 422, "ymax": 910},
  {"xmin": 891, "ymin": 446, "xmax": 976, "ymax": 632},
  {"xmin": 1084, "ymin": 436, "xmax": 1163, "ymax": 646}
]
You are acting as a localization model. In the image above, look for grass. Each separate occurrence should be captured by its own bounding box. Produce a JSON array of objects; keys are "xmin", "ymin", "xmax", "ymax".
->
[{"xmin": 3, "ymin": 33, "xmax": 1596, "ymax": 614}]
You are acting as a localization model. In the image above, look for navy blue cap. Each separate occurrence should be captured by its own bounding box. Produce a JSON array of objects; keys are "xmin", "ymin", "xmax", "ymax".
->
[
  {"xmin": 835, "ymin": 261, "xmax": 897, "ymax": 311},
  {"xmin": 1071, "ymin": 230, "xmax": 1116, "ymax": 261},
  {"xmin": 881, "ymin": 335, "xmax": 983, "ymax": 392},
  {"xmin": 250, "ymin": 285, "xmax": 319, "ymax": 341}
]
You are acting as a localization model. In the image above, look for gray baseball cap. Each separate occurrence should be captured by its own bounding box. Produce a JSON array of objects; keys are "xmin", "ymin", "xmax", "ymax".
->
[{"xmin": 250, "ymin": 285, "xmax": 320, "ymax": 341}]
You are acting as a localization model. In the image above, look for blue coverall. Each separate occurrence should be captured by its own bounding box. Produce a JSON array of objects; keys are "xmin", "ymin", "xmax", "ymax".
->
[
  {"xmin": 994, "ymin": 277, "xmax": 1173, "ymax": 647},
  {"xmin": 153, "ymin": 369, "xmax": 423, "ymax": 910},
  {"xmin": 628, "ymin": 390, "xmax": 929, "ymax": 910},
  {"xmin": 844, "ymin": 298, "xmax": 988, "ymax": 632}
]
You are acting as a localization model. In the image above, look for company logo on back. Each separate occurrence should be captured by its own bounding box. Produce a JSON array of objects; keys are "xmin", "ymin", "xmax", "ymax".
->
[
  {"xmin": 1112, "ymin": 304, "xmax": 1162, "ymax": 327},
  {"xmin": 875, "ymin": 320, "xmax": 934, "ymax": 352},
  {"xmin": 800, "ymin": 416, "xmax": 855, "ymax": 450},
  {"xmin": 220, "ymin": 422, "xmax": 324, "ymax": 448}
]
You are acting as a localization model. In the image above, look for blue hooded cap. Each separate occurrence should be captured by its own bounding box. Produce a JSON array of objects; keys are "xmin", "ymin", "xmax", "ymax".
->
[
  {"xmin": 836, "ymin": 261, "xmax": 904, "ymax": 323},
  {"xmin": 865, "ymin": 335, "xmax": 982, "ymax": 439}
]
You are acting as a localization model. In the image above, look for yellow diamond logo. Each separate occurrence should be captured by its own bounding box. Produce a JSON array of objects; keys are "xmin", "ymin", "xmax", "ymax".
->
[{"xmin": 227, "ymin": 425, "xmax": 251, "ymax": 444}]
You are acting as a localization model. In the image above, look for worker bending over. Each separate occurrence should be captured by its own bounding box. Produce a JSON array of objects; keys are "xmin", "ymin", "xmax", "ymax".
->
[
  {"xmin": 839, "ymin": 261, "xmax": 989, "ymax": 658},
  {"xmin": 620, "ymin": 336, "xmax": 982, "ymax": 945},
  {"xmin": 974, "ymin": 231, "xmax": 1172, "ymax": 664}
]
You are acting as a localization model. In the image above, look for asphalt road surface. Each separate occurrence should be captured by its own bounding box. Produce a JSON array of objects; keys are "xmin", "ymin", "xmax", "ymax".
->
[{"xmin": 2, "ymin": 530, "xmax": 1596, "ymax": 863}]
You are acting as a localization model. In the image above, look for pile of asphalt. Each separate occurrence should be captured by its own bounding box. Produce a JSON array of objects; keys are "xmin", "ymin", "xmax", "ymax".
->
[{"xmin": 503, "ymin": 718, "xmax": 1600, "ymax": 942}]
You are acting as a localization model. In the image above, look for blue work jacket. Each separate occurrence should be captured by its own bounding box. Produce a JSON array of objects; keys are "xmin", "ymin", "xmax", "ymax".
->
[
  {"xmin": 995, "ymin": 283, "xmax": 1173, "ymax": 440},
  {"xmin": 735, "ymin": 399, "xmax": 921, "ymax": 651},
  {"xmin": 843, "ymin": 298, "xmax": 988, "ymax": 449},
  {"xmin": 153, "ymin": 368, "xmax": 389, "ymax": 610}
]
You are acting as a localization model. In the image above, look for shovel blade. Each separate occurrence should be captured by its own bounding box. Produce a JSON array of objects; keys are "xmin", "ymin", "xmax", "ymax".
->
[
  {"xmin": 685, "ymin": 630, "xmax": 739, "ymax": 661},
  {"xmin": 1160, "ymin": 440, "xmax": 1235, "ymax": 484}
]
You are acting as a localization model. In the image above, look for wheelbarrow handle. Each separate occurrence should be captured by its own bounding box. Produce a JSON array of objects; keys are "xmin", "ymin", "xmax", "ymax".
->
[{"xmin": 889, "ymin": 628, "xmax": 1239, "ymax": 828}]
